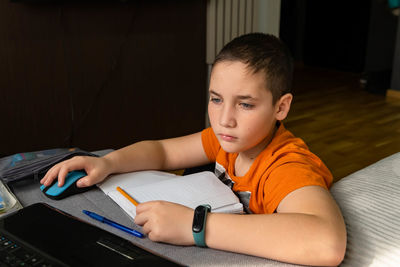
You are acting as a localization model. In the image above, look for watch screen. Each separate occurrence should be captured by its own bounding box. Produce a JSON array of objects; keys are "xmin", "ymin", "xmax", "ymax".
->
[{"xmin": 192, "ymin": 206, "xmax": 207, "ymax": 233}]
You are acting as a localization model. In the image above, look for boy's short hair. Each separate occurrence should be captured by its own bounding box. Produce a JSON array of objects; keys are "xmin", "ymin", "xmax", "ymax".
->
[{"xmin": 213, "ymin": 33, "xmax": 293, "ymax": 104}]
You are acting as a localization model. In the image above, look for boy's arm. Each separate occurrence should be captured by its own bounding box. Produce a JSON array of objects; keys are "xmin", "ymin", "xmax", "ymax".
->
[
  {"xmin": 41, "ymin": 132, "xmax": 210, "ymax": 187},
  {"xmin": 205, "ymin": 185, "xmax": 346, "ymax": 266},
  {"xmin": 104, "ymin": 131, "xmax": 210, "ymax": 174},
  {"xmin": 135, "ymin": 185, "xmax": 346, "ymax": 267}
]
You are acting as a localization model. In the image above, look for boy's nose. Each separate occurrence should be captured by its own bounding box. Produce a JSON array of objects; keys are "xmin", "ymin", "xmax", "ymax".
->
[{"xmin": 219, "ymin": 105, "xmax": 236, "ymax": 128}]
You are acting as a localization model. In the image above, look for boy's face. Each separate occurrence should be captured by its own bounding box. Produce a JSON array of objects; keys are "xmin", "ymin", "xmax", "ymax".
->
[{"xmin": 208, "ymin": 61, "xmax": 281, "ymax": 157}]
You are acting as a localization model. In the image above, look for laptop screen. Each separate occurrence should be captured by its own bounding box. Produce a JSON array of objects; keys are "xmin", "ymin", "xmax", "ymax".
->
[{"xmin": 0, "ymin": 203, "xmax": 182, "ymax": 266}]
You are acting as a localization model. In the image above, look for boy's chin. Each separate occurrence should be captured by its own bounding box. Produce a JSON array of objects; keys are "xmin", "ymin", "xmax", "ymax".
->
[{"xmin": 219, "ymin": 142, "xmax": 242, "ymax": 154}]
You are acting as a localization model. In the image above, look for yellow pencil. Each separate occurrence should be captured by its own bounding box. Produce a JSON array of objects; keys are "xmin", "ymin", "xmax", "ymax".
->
[{"xmin": 116, "ymin": 186, "xmax": 139, "ymax": 206}]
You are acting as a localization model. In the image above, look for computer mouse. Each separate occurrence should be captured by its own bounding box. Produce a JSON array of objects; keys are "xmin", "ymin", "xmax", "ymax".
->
[{"xmin": 40, "ymin": 170, "xmax": 94, "ymax": 200}]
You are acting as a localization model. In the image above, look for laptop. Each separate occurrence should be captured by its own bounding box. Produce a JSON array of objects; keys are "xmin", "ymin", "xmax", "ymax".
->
[{"xmin": 0, "ymin": 202, "xmax": 183, "ymax": 266}]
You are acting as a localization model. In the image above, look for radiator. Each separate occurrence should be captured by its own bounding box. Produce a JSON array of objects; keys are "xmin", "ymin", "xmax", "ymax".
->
[{"xmin": 206, "ymin": 0, "xmax": 281, "ymax": 64}]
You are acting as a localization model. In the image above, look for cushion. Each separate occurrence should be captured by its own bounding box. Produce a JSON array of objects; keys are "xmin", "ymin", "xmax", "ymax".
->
[{"xmin": 330, "ymin": 152, "xmax": 400, "ymax": 266}]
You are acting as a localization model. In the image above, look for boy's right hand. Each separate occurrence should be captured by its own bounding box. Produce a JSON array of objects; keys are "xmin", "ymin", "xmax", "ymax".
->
[{"xmin": 40, "ymin": 156, "xmax": 112, "ymax": 188}]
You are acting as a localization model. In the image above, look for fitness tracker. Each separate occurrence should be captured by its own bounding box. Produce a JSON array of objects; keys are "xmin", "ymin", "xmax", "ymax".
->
[{"xmin": 192, "ymin": 204, "xmax": 211, "ymax": 247}]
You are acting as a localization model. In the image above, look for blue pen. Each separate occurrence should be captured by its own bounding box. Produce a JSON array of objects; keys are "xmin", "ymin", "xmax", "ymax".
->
[{"xmin": 83, "ymin": 210, "xmax": 144, "ymax": 238}]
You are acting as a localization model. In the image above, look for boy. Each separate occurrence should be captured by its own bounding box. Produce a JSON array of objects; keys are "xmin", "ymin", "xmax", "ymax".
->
[{"xmin": 41, "ymin": 33, "xmax": 346, "ymax": 266}]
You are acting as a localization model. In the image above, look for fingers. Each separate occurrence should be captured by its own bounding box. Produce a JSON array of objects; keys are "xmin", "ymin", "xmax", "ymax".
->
[
  {"xmin": 134, "ymin": 203, "xmax": 152, "ymax": 229},
  {"xmin": 40, "ymin": 156, "xmax": 88, "ymax": 187},
  {"xmin": 40, "ymin": 163, "xmax": 64, "ymax": 186},
  {"xmin": 57, "ymin": 165, "xmax": 71, "ymax": 186},
  {"xmin": 134, "ymin": 204, "xmax": 155, "ymax": 239},
  {"xmin": 134, "ymin": 202, "xmax": 158, "ymax": 231},
  {"xmin": 135, "ymin": 201, "xmax": 153, "ymax": 214},
  {"xmin": 134, "ymin": 215, "xmax": 148, "ymax": 233},
  {"xmin": 134, "ymin": 201, "xmax": 195, "ymax": 245},
  {"xmin": 76, "ymin": 173, "xmax": 100, "ymax": 187},
  {"xmin": 40, "ymin": 156, "xmax": 110, "ymax": 189}
]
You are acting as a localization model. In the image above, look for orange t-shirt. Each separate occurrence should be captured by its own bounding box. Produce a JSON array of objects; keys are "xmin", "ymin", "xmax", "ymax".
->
[{"xmin": 201, "ymin": 123, "xmax": 333, "ymax": 214}]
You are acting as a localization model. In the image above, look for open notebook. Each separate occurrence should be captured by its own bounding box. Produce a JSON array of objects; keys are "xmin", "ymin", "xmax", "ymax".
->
[{"xmin": 97, "ymin": 171, "xmax": 243, "ymax": 219}]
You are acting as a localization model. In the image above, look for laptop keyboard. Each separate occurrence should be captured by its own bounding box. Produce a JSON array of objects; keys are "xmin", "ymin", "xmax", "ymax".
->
[{"xmin": 0, "ymin": 233, "xmax": 54, "ymax": 267}]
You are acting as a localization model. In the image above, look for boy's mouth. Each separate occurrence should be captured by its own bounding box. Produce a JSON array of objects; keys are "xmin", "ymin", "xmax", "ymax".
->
[{"xmin": 218, "ymin": 134, "xmax": 237, "ymax": 142}]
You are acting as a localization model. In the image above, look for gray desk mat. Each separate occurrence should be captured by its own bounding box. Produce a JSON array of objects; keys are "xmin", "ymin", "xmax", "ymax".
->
[{"xmin": 8, "ymin": 149, "xmax": 299, "ymax": 267}]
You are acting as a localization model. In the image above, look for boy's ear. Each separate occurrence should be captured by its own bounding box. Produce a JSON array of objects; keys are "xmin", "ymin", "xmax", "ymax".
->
[{"xmin": 275, "ymin": 93, "xmax": 293, "ymax": 121}]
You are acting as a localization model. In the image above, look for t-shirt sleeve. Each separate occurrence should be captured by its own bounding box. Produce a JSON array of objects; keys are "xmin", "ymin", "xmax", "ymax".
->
[
  {"xmin": 201, "ymin": 127, "xmax": 220, "ymax": 162},
  {"xmin": 262, "ymin": 154, "xmax": 333, "ymax": 214}
]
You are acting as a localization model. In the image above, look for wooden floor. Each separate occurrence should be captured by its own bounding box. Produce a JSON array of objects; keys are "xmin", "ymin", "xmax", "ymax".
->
[{"xmin": 284, "ymin": 65, "xmax": 400, "ymax": 182}]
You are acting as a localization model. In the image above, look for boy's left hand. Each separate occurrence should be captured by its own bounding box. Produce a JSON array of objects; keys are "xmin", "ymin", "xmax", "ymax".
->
[{"xmin": 134, "ymin": 201, "xmax": 195, "ymax": 245}]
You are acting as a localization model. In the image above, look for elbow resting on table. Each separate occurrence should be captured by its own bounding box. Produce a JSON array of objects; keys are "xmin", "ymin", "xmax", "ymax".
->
[
  {"xmin": 325, "ymin": 236, "xmax": 347, "ymax": 266},
  {"xmin": 310, "ymin": 225, "xmax": 347, "ymax": 266},
  {"xmin": 272, "ymin": 216, "xmax": 347, "ymax": 266}
]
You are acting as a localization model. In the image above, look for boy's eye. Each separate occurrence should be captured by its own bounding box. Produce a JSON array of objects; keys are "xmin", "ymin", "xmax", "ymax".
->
[
  {"xmin": 239, "ymin": 103, "xmax": 254, "ymax": 109},
  {"xmin": 210, "ymin": 97, "xmax": 221, "ymax": 104}
]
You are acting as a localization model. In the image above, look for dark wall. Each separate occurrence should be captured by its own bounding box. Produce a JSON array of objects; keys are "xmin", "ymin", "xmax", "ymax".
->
[
  {"xmin": 364, "ymin": 0, "xmax": 398, "ymax": 72},
  {"xmin": 280, "ymin": 0, "xmax": 398, "ymax": 73},
  {"xmin": 392, "ymin": 15, "xmax": 400, "ymax": 91},
  {"xmin": 302, "ymin": 0, "xmax": 372, "ymax": 72},
  {"xmin": 279, "ymin": 0, "xmax": 307, "ymax": 62},
  {"xmin": 0, "ymin": 0, "xmax": 207, "ymax": 157}
]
